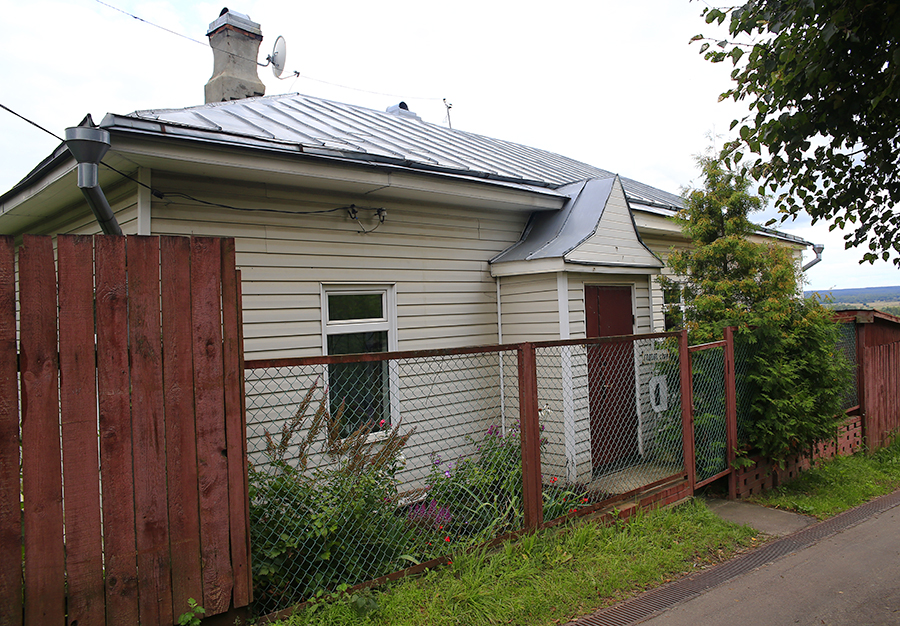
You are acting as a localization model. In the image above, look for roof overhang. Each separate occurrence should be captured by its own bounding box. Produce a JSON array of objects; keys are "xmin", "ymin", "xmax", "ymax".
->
[
  {"xmin": 0, "ymin": 124, "xmax": 569, "ymax": 235},
  {"xmin": 491, "ymin": 257, "xmax": 662, "ymax": 277},
  {"xmin": 630, "ymin": 203, "xmax": 813, "ymax": 249}
]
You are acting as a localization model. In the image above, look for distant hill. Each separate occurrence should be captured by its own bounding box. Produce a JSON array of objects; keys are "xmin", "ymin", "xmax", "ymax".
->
[{"xmin": 805, "ymin": 285, "xmax": 900, "ymax": 314}]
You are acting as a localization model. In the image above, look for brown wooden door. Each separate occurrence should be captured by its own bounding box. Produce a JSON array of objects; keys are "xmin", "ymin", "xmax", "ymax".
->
[{"xmin": 585, "ymin": 286, "xmax": 638, "ymax": 470}]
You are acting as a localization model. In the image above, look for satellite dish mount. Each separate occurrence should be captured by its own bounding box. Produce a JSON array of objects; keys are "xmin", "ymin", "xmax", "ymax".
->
[{"xmin": 259, "ymin": 35, "xmax": 297, "ymax": 80}]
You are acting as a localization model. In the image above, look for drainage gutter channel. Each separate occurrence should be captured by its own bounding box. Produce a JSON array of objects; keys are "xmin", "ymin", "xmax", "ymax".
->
[{"xmin": 574, "ymin": 489, "xmax": 900, "ymax": 626}]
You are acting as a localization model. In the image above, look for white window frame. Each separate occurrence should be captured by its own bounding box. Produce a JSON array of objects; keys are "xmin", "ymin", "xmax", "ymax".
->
[{"xmin": 320, "ymin": 284, "xmax": 399, "ymax": 438}]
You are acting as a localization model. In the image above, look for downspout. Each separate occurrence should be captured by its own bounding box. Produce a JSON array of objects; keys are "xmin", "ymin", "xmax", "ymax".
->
[
  {"xmin": 497, "ymin": 277, "xmax": 506, "ymax": 436},
  {"xmin": 802, "ymin": 243, "xmax": 824, "ymax": 271},
  {"xmin": 64, "ymin": 125, "xmax": 123, "ymax": 236}
]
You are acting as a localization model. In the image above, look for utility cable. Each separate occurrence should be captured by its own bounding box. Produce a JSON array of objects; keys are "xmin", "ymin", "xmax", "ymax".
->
[
  {"xmin": 93, "ymin": 0, "xmax": 444, "ymax": 102},
  {"xmin": 0, "ymin": 103, "xmax": 64, "ymax": 142},
  {"xmin": 1, "ymin": 101, "xmax": 387, "ymax": 224}
]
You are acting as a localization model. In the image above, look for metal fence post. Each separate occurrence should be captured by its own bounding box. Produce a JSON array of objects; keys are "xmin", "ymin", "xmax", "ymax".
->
[
  {"xmin": 518, "ymin": 342, "xmax": 543, "ymax": 530},
  {"xmin": 678, "ymin": 330, "xmax": 696, "ymax": 492},
  {"xmin": 724, "ymin": 326, "xmax": 738, "ymax": 499}
]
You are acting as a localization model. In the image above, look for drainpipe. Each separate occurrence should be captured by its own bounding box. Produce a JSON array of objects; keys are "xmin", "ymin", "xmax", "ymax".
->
[
  {"xmin": 802, "ymin": 243, "xmax": 824, "ymax": 271},
  {"xmin": 64, "ymin": 125, "xmax": 123, "ymax": 236}
]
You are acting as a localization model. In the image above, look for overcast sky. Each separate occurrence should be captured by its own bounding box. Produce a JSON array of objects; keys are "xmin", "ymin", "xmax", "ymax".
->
[{"xmin": 0, "ymin": 0, "xmax": 896, "ymax": 291}]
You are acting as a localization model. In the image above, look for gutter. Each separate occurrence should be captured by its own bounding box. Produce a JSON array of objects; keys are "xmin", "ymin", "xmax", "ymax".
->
[
  {"xmin": 64, "ymin": 124, "xmax": 122, "ymax": 236},
  {"xmin": 802, "ymin": 243, "xmax": 825, "ymax": 271}
]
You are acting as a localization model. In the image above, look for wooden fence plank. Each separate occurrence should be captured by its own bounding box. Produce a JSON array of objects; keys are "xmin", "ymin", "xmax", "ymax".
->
[
  {"xmin": 236, "ymin": 270, "xmax": 252, "ymax": 605},
  {"xmin": 18, "ymin": 235, "xmax": 65, "ymax": 625},
  {"xmin": 96, "ymin": 235, "xmax": 140, "ymax": 624},
  {"xmin": 0, "ymin": 236, "xmax": 21, "ymax": 626},
  {"xmin": 192, "ymin": 237, "xmax": 234, "ymax": 615},
  {"xmin": 58, "ymin": 236, "xmax": 105, "ymax": 625},
  {"xmin": 221, "ymin": 239, "xmax": 251, "ymax": 607},
  {"xmin": 160, "ymin": 236, "xmax": 204, "ymax": 617},
  {"xmin": 863, "ymin": 343, "xmax": 900, "ymax": 450},
  {"xmin": 128, "ymin": 236, "xmax": 173, "ymax": 626}
]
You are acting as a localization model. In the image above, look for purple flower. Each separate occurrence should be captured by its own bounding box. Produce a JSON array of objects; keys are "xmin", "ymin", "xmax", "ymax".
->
[
  {"xmin": 444, "ymin": 470, "xmax": 451, "ymax": 478},
  {"xmin": 408, "ymin": 499, "xmax": 453, "ymax": 529}
]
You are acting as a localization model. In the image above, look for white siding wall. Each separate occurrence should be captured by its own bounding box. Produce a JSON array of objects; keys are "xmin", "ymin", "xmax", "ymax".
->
[
  {"xmin": 638, "ymin": 236, "xmax": 688, "ymax": 333},
  {"xmin": 497, "ymin": 273, "xmax": 560, "ymax": 344},
  {"xmin": 149, "ymin": 172, "xmax": 528, "ymax": 359},
  {"xmin": 146, "ymin": 172, "xmax": 530, "ymax": 490},
  {"xmin": 566, "ymin": 181, "xmax": 661, "ymax": 268}
]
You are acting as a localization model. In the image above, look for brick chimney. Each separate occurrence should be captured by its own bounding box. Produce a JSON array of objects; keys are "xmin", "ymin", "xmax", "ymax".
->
[{"xmin": 204, "ymin": 8, "xmax": 266, "ymax": 104}]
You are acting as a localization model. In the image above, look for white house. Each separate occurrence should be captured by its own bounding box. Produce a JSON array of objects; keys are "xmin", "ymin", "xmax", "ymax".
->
[{"xmin": 0, "ymin": 9, "xmax": 812, "ymax": 486}]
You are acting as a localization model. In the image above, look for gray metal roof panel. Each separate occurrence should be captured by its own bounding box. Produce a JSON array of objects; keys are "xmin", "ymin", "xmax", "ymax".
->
[
  {"xmin": 121, "ymin": 93, "xmax": 625, "ymax": 188},
  {"xmin": 492, "ymin": 177, "xmax": 617, "ymax": 263}
]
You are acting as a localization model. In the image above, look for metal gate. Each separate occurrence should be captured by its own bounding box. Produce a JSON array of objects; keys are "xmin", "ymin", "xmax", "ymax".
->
[{"xmin": 687, "ymin": 328, "xmax": 737, "ymax": 488}]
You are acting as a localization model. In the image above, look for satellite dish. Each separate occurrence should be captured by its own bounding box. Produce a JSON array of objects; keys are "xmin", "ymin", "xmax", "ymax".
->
[{"xmin": 270, "ymin": 36, "xmax": 286, "ymax": 78}]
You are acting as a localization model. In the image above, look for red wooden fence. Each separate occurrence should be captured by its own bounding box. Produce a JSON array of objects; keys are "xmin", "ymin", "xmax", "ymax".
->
[
  {"xmin": 863, "ymin": 342, "xmax": 900, "ymax": 450},
  {"xmin": 0, "ymin": 234, "xmax": 250, "ymax": 626}
]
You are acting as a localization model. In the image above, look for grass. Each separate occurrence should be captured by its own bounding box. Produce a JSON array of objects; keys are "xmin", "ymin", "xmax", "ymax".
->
[
  {"xmin": 270, "ymin": 500, "xmax": 758, "ymax": 626},
  {"xmin": 266, "ymin": 437, "xmax": 900, "ymax": 626},
  {"xmin": 748, "ymin": 436, "xmax": 900, "ymax": 518}
]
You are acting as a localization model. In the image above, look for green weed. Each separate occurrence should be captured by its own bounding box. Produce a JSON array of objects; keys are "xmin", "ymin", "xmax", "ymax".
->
[
  {"xmin": 750, "ymin": 436, "xmax": 900, "ymax": 518},
  {"xmin": 273, "ymin": 499, "xmax": 755, "ymax": 626}
]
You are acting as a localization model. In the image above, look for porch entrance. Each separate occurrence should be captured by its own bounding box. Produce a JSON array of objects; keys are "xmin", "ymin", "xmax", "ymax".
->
[{"xmin": 585, "ymin": 285, "xmax": 638, "ymax": 471}]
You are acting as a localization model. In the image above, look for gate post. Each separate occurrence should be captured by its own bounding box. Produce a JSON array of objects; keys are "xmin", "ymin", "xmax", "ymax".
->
[
  {"xmin": 678, "ymin": 330, "xmax": 696, "ymax": 492},
  {"xmin": 518, "ymin": 342, "xmax": 543, "ymax": 531},
  {"xmin": 724, "ymin": 327, "xmax": 738, "ymax": 499}
]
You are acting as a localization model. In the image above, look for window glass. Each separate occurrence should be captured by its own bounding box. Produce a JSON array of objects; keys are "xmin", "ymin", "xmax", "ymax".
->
[
  {"xmin": 327, "ymin": 330, "xmax": 389, "ymax": 437},
  {"xmin": 328, "ymin": 293, "xmax": 383, "ymax": 322}
]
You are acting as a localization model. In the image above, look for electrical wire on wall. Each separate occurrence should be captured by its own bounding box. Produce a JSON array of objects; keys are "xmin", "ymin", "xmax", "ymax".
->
[{"xmin": 1, "ymin": 101, "xmax": 389, "ymax": 233}]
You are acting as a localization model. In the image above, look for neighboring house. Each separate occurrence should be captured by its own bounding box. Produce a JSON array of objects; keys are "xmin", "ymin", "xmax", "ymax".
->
[{"xmin": 0, "ymin": 10, "xmax": 811, "ymax": 483}]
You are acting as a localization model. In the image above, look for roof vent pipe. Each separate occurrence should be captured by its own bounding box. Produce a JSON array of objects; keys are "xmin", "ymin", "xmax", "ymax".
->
[
  {"xmin": 64, "ymin": 124, "xmax": 123, "ymax": 236},
  {"xmin": 802, "ymin": 243, "xmax": 824, "ymax": 271}
]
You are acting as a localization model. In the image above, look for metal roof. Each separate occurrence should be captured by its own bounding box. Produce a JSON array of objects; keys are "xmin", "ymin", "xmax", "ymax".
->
[
  {"xmin": 1, "ymin": 91, "xmax": 813, "ymax": 249},
  {"xmin": 106, "ymin": 92, "xmax": 685, "ymax": 209},
  {"xmin": 492, "ymin": 178, "xmax": 613, "ymax": 262}
]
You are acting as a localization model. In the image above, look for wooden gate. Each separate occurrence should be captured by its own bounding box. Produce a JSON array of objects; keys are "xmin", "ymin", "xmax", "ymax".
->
[
  {"xmin": 0, "ymin": 235, "xmax": 250, "ymax": 626},
  {"xmin": 863, "ymin": 342, "xmax": 900, "ymax": 449}
]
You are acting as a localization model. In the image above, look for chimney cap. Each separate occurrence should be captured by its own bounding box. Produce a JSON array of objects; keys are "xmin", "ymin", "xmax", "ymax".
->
[{"xmin": 207, "ymin": 8, "xmax": 262, "ymax": 37}]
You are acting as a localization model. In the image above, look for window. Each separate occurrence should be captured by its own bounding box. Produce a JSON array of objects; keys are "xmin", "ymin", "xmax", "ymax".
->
[
  {"xmin": 322, "ymin": 285, "xmax": 397, "ymax": 437},
  {"xmin": 663, "ymin": 284, "xmax": 685, "ymax": 331}
]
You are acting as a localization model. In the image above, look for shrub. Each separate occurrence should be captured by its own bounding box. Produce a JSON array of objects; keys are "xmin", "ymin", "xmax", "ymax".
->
[{"xmin": 248, "ymin": 378, "xmax": 414, "ymax": 613}]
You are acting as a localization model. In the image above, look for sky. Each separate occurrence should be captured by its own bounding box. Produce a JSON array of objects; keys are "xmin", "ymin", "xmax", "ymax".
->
[{"xmin": 0, "ymin": 0, "xmax": 896, "ymax": 291}]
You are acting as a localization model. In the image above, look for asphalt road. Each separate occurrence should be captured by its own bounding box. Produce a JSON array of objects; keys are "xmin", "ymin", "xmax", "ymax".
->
[{"xmin": 636, "ymin": 506, "xmax": 900, "ymax": 625}]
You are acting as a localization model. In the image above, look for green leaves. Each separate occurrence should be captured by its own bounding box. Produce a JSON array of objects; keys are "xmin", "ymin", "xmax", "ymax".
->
[
  {"xmin": 698, "ymin": 0, "xmax": 900, "ymax": 266},
  {"xmin": 664, "ymin": 150, "xmax": 852, "ymax": 463}
]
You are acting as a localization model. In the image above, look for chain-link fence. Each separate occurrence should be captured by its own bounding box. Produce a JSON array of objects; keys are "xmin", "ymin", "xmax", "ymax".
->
[
  {"xmin": 534, "ymin": 335, "xmax": 685, "ymax": 513},
  {"xmin": 835, "ymin": 321, "xmax": 859, "ymax": 411},
  {"xmin": 733, "ymin": 337, "xmax": 756, "ymax": 446},
  {"xmin": 244, "ymin": 347, "xmax": 521, "ymax": 616},
  {"xmin": 689, "ymin": 345, "xmax": 729, "ymax": 484},
  {"xmin": 243, "ymin": 334, "xmax": 690, "ymax": 616}
]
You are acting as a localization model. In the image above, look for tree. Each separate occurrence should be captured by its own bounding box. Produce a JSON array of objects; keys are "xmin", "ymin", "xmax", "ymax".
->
[
  {"xmin": 662, "ymin": 152, "xmax": 852, "ymax": 463},
  {"xmin": 696, "ymin": 1, "xmax": 900, "ymax": 265},
  {"xmin": 660, "ymin": 153, "xmax": 799, "ymax": 342}
]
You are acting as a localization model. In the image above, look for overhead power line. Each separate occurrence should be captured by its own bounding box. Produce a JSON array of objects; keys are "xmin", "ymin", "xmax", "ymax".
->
[{"xmin": 93, "ymin": 0, "xmax": 445, "ymax": 102}]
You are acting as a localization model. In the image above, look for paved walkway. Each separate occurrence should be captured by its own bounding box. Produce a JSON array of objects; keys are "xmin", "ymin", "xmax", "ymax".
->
[
  {"xmin": 702, "ymin": 496, "xmax": 817, "ymax": 537},
  {"xmin": 575, "ymin": 490, "xmax": 900, "ymax": 626}
]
